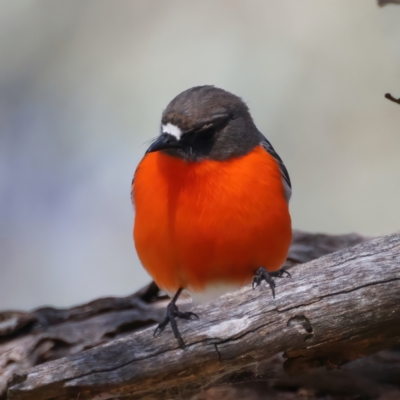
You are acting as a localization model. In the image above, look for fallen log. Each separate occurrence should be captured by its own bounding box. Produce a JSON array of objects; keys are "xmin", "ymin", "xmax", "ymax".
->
[{"xmin": 6, "ymin": 231, "xmax": 400, "ymax": 400}]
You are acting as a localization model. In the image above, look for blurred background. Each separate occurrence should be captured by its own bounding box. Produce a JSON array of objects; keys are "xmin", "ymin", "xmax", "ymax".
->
[{"xmin": 1, "ymin": 0, "xmax": 399, "ymax": 310}]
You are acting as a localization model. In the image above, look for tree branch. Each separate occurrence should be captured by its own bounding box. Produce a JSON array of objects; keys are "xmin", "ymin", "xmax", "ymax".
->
[
  {"xmin": 7, "ymin": 231, "xmax": 400, "ymax": 400},
  {"xmin": 378, "ymin": 0, "xmax": 400, "ymax": 6},
  {"xmin": 385, "ymin": 93, "xmax": 400, "ymax": 105}
]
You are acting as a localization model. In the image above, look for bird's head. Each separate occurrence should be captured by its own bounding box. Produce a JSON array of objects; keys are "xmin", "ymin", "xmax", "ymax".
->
[{"xmin": 146, "ymin": 86, "xmax": 261, "ymax": 161}]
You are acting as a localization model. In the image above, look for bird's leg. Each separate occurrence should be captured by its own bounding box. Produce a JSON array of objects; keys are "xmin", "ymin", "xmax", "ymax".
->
[
  {"xmin": 153, "ymin": 288, "xmax": 199, "ymax": 348},
  {"xmin": 252, "ymin": 267, "xmax": 291, "ymax": 298}
]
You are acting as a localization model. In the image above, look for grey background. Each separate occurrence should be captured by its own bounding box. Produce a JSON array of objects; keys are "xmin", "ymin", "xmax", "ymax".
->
[{"xmin": 1, "ymin": 0, "xmax": 399, "ymax": 310}]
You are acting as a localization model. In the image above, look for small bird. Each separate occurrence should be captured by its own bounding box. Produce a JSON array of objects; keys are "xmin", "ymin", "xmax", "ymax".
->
[{"xmin": 132, "ymin": 86, "xmax": 292, "ymax": 347}]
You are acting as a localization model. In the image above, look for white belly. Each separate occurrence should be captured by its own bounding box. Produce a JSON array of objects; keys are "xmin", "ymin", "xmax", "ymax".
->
[{"xmin": 184, "ymin": 282, "xmax": 244, "ymax": 305}]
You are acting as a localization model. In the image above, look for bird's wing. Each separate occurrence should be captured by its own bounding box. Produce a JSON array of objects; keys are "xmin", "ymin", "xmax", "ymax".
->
[{"xmin": 260, "ymin": 134, "xmax": 292, "ymax": 202}]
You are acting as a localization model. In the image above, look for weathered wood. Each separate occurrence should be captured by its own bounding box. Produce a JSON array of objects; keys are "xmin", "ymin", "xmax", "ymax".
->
[
  {"xmin": 7, "ymin": 231, "xmax": 400, "ymax": 400},
  {"xmin": 0, "ymin": 230, "xmax": 367, "ymax": 400}
]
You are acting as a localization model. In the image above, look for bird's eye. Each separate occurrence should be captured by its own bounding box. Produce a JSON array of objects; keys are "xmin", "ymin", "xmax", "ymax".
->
[{"xmin": 199, "ymin": 126, "xmax": 215, "ymax": 141}]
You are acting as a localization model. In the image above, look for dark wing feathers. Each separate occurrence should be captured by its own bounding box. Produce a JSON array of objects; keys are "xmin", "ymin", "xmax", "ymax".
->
[{"xmin": 260, "ymin": 135, "xmax": 292, "ymax": 202}]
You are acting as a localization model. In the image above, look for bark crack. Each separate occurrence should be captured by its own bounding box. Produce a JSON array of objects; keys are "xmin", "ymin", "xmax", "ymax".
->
[{"xmin": 277, "ymin": 277, "xmax": 400, "ymax": 313}]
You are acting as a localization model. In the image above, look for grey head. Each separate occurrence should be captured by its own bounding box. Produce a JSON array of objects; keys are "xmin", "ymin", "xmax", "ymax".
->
[
  {"xmin": 146, "ymin": 85, "xmax": 262, "ymax": 161},
  {"xmin": 146, "ymin": 85, "xmax": 291, "ymax": 200}
]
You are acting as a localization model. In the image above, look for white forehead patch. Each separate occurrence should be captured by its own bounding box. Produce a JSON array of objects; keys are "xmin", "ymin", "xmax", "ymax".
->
[{"xmin": 162, "ymin": 123, "xmax": 182, "ymax": 140}]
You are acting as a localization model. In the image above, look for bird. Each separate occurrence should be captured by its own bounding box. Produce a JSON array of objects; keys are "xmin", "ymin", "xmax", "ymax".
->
[{"xmin": 132, "ymin": 86, "xmax": 292, "ymax": 347}]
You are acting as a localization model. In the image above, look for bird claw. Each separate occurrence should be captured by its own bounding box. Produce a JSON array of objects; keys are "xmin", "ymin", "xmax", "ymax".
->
[
  {"xmin": 253, "ymin": 267, "xmax": 289, "ymax": 298},
  {"xmin": 176, "ymin": 311, "xmax": 199, "ymax": 321},
  {"xmin": 153, "ymin": 320, "xmax": 169, "ymax": 337},
  {"xmin": 252, "ymin": 267, "xmax": 292, "ymax": 298},
  {"xmin": 154, "ymin": 301, "xmax": 199, "ymax": 348},
  {"xmin": 271, "ymin": 268, "xmax": 291, "ymax": 278}
]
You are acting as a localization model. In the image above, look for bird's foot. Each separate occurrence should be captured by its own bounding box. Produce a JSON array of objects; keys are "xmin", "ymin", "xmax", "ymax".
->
[
  {"xmin": 252, "ymin": 267, "xmax": 291, "ymax": 298},
  {"xmin": 270, "ymin": 269, "xmax": 291, "ymax": 278},
  {"xmin": 154, "ymin": 301, "xmax": 199, "ymax": 348}
]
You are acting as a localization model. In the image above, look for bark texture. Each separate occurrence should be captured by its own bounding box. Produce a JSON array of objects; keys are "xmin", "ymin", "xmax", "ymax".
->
[{"xmin": 4, "ymin": 230, "xmax": 400, "ymax": 400}]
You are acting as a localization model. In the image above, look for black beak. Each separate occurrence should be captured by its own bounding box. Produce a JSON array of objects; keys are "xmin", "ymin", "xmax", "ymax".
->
[{"xmin": 146, "ymin": 134, "xmax": 180, "ymax": 154}]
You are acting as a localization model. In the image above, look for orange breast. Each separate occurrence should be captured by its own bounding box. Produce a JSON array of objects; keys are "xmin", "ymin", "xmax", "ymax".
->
[{"xmin": 133, "ymin": 145, "xmax": 292, "ymax": 293}]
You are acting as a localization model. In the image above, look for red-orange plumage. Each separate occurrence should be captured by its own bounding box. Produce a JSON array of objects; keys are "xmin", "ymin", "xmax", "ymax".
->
[{"xmin": 133, "ymin": 145, "xmax": 291, "ymax": 295}]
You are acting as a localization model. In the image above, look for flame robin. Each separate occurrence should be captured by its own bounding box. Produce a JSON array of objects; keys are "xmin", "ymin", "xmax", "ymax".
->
[{"xmin": 132, "ymin": 86, "xmax": 292, "ymax": 347}]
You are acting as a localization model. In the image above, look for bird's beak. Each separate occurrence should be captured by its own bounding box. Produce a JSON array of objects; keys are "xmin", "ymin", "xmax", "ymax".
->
[{"xmin": 146, "ymin": 134, "xmax": 180, "ymax": 154}]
